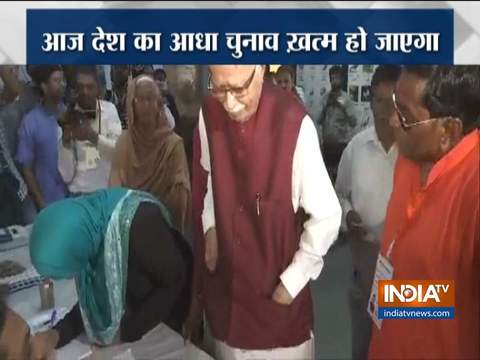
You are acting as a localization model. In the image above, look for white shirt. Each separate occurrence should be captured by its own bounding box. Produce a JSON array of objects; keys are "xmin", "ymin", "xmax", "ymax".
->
[
  {"xmin": 58, "ymin": 100, "xmax": 122, "ymax": 194},
  {"xmin": 199, "ymin": 109, "xmax": 342, "ymax": 299},
  {"xmin": 335, "ymin": 126, "xmax": 398, "ymax": 243},
  {"xmin": 164, "ymin": 104, "xmax": 175, "ymax": 131}
]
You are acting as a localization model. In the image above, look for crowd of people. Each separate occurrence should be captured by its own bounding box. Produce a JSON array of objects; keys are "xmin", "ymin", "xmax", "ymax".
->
[{"xmin": 0, "ymin": 63, "xmax": 478, "ymax": 360}]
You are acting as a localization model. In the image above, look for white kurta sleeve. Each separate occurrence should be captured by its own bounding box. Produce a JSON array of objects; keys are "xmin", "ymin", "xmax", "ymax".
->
[
  {"xmin": 58, "ymin": 131, "xmax": 75, "ymax": 184},
  {"xmin": 199, "ymin": 109, "xmax": 216, "ymax": 234},
  {"xmin": 280, "ymin": 115, "xmax": 342, "ymax": 299}
]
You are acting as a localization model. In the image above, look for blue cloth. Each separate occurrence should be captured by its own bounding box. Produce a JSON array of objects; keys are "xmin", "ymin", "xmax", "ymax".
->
[{"xmin": 16, "ymin": 104, "xmax": 67, "ymax": 204}]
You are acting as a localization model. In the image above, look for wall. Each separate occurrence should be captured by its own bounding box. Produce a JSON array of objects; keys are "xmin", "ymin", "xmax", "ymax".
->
[{"xmin": 296, "ymin": 65, "xmax": 376, "ymax": 135}]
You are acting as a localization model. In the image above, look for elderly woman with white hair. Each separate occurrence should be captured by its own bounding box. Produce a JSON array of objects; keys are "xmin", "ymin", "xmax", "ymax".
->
[{"xmin": 109, "ymin": 75, "xmax": 191, "ymax": 235}]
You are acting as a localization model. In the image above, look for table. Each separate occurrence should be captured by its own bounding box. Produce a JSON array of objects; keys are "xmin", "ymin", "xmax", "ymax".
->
[
  {"xmin": 1, "ymin": 245, "xmax": 77, "ymax": 322},
  {"xmin": 1, "ymin": 244, "xmax": 212, "ymax": 360}
]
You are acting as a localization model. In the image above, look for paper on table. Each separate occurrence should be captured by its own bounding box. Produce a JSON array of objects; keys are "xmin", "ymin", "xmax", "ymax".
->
[
  {"xmin": 112, "ymin": 348, "xmax": 136, "ymax": 360},
  {"xmin": 93, "ymin": 324, "xmax": 213, "ymax": 360},
  {"xmin": 56, "ymin": 339, "xmax": 93, "ymax": 360}
]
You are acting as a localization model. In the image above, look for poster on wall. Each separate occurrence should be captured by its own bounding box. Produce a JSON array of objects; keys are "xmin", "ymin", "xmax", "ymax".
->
[
  {"xmin": 297, "ymin": 64, "xmax": 377, "ymax": 137},
  {"xmin": 361, "ymin": 86, "xmax": 371, "ymax": 103},
  {"xmin": 345, "ymin": 64, "xmax": 377, "ymax": 131},
  {"xmin": 296, "ymin": 65, "xmax": 332, "ymax": 123}
]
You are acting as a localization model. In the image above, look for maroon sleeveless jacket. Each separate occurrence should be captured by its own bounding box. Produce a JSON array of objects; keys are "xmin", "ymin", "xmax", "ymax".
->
[{"xmin": 193, "ymin": 84, "xmax": 313, "ymax": 349}]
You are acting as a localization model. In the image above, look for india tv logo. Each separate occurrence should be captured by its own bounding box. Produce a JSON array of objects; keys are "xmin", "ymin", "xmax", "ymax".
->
[{"xmin": 378, "ymin": 280, "xmax": 455, "ymax": 319}]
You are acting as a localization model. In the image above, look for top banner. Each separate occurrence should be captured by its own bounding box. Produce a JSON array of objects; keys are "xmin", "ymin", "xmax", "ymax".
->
[{"xmin": 27, "ymin": 9, "xmax": 454, "ymax": 64}]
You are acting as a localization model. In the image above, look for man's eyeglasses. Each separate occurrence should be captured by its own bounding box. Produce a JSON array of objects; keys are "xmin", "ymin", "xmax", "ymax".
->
[
  {"xmin": 392, "ymin": 92, "xmax": 439, "ymax": 130},
  {"xmin": 208, "ymin": 66, "xmax": 257, "ymax": 100}
]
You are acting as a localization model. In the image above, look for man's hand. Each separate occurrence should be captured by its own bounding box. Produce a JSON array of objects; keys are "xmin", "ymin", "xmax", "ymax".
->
[
  {"xmin": 204, "ymin": 227, "xmax": 218, "ymax": 273},
  {"xmin": 30, "ymin": 329, "xmax": 59, "ymax": 360},
  {"xmin": 62, "ymin": 124, "xmax": 73, "ymax": 146},
  {"xmin": 346, "ymin": 210, "xmax": 368, "ymax": 239},
  {"xmin": 71, "ymin": 123, "xmax": 98, "ymax": 145},
  {"xmin": 22, "ymin": 165, "xmax": 46, "ymax": 212},
  {"xmin": 0, "ymin": 308, "xmax": 31, "ymax": 360},
  {"xmin": 272, "ymin": 282, "xmax": 293, "ymax": 306}
]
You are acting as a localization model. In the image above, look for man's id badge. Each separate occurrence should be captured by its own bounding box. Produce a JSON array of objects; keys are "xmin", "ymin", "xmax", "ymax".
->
[
  {"xmin": 367, "ymin": 253, "xmax": 394, "ymax": 330},
  {"xmin": 84, "ymin": 146, "xmax": 100, "ymax": 170}
]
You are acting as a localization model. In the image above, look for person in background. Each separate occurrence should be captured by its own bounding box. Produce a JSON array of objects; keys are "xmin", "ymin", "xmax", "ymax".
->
[
  {"xmin": 0, "ymin": 66, "xmax": 30, "ymax": 225},
  {"xmin": 0, "ymin": 118, "xmax": 27, "ymax": 226},
  {"xmin": 187, "ymin": 65, "xmax": 341, "ymax": 359},
  {"xmin": 141, "ymin": 65, "xmax": 155, "ymax": 78},
  {"xmin": 1, "ymin": 65, "xmax": 42, "ymax": 224},
  {"xmin": 29, "ymin": 188, "xmax": 192, "ymax": 358},
  {"xmin": 58, "ymin": 66, "xmax": 122, "ymax": 197},
  {"xmin": 16, "ymin": 66, "xmax": 41, "ymax": 117},
  {"xmin": 62, "ymin": 65, "xmax": 78, "ymax": 106},
  {"xmin": 275, "ymin": 65, "xmax": 305, "ymax": 103},
  {"xmin": 109, "ymin": 75, "xmax": 191, "ymax": 235},
  {"xmin": 0, "ymin": 66, "xmax": 20, "ymax": 108},
  {"xmin": 16, "ymin": 65, "xmax": 67, "ymax": 211},
  {"xmin": 0, "ymin": 65, "xmax": 44, "ymax": 225},
  {"xmin": 263, "ymin": 65, "xmax": 277, "ymax": 86},
  {"xmin": 132, "ymin": 68, "xmax": 176, "ymax": 131},
  {"xmin": 107, "ymin": 65, "xmax": 130, "ymax": 130},
  {"xmin": 318, "ymin": 65, "xmax": 358, "ymax": 181},
  {"xmin": 154, "ymin": 68, "xmax": 180, "ymax": 126},
  {"xmin": 132, "ymin": 65, "xmax": 154, "ymax": 78},
  {"xmin": 368, "ymin": 66, "xmax": 480, "ymax": 359},
  {"xmin": 335, "ymin": 65, "xmax": 401, "ymax": 360}
]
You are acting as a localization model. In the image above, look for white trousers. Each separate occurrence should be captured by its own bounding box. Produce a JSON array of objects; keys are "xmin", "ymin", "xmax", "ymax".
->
[{"xmin": 212, "ymin": 334, "xmax": 314, "ymax": 360}]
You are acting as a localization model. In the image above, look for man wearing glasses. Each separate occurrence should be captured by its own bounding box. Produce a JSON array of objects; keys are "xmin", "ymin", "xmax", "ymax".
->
[
  {"xmin": 368, "ymin": 66, "xmax": 480, "ymax": 359},
  {"xmin": 188, "ymin": 65, "xmax": 341, "ymax": 359},
  {"xmin": 58, "ymin": 66, "xmax": 121, "ymax": 197},
  {"xmin": 335, "ymin": 65, "xmax": 401, "ymax": 360}
]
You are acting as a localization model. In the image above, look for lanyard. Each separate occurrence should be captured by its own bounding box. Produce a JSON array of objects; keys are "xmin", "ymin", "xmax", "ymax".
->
[{"xmin": 97, "ymin": 99, "xmax": 102, "ymax": 135}]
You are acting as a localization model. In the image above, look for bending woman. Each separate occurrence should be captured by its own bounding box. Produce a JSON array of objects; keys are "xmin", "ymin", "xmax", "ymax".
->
[{"xmin": 29, "ymin": 187, "xmax": 192, "ymax": 355}]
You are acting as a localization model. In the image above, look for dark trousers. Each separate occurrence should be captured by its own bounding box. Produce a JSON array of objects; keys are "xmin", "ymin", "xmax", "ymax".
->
[
  {"xmin": 322, "ymin": 141, "xmax": 347, "ymax": 182},
  {"xmin": 349, "ymin": 238, "xmax": 379, "ymax": 360}
]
